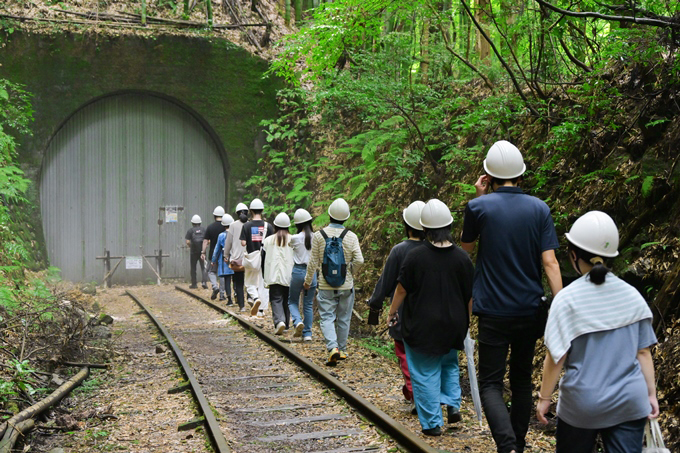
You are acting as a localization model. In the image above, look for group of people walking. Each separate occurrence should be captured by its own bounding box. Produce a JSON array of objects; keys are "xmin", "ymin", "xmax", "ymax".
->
[
  {"xmin": 186, "ymin": 197, "xmax": 364, "ymax": 366},
  {"xmin": 187, "ymin": 139, "xmax": 660, "ymax": 453}
]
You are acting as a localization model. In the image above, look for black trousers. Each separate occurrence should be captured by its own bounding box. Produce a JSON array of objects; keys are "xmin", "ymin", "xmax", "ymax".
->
[
  {"xmin": 232, "ymin": 271, "xmax": 245, "ymax": 308},
  {"xmin": 478, "ymin": 315, "xmax": 539, "ymax": 453},
  {"xmin": 269, "ymin": 284, "xmax": 290, "ymax": 328},
  {"xmin": 189, "ymin": 251, "xmax": 207, "ymax": 286}
]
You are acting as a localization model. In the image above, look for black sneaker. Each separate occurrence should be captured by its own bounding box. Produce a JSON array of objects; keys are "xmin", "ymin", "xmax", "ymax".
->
[
  {"xmin": 211, "ymin": 288, "xmax": 219, "ymax": 300},
  {"xmin": 226, "ymin": 299, "xmax": 234, "ymax": 306},
  {"xmin": 202, "ymin": 283, "xmax": 209, "ymax": 289},
  {"xmin": 189, "ymin": 284, "xmax": 198, "ymax": 289},
  {"xmin": 422, "ymin": 426, "xmax": 442, "ymax": 436},
  {"xmin": 447, "ymin": 406, "xmax": 462, "ymax": 424}
]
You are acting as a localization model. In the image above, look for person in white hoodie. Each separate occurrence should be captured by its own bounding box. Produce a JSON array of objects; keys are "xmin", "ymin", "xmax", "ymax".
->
[
  {"xmin": 262, "ymin": 212, "xmax": 295, "ymax": 335},
  {"xmin": 224, "ymin": 203, "xmax": 249, "ymax": 313}
]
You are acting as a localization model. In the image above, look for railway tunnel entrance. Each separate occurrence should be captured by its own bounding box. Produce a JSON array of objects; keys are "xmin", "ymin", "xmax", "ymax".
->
[{"xmin": 40, "ymin": 92, "xmax": 227, "ymax": 285}]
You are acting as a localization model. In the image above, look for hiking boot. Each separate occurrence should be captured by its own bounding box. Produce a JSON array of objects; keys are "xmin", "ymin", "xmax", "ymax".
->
[
  {"xmin": 338, "ymin": 351, "xmax": 347, "ymax": 360},
  {"xmin": 447, "ymin": 406, "xmax": 462, "ymax": 424},
  {"xmin": 250, "ymin": 299, "xmax": 261, "ymax": 316},
  {"xmin": 293, "ymin": 322, "xmax": 304, "ymax": 338},
  {"xmin": 422, "ymin": 426, "xmax": 441, "ymax": 436},
  {"xmin": 211, "ymin": 288, "xmax": 219, "ymax": 300},
  {"xmin": 189, "ymin": 284, "xmax": 198, "ymax": 289},
  {"xmin": 275, "ymin": 322, "xmax": 285, "ymax": 335},
  {"xmin": 326, "ymin": 348, "xmax": 340, "ymax": 366}
]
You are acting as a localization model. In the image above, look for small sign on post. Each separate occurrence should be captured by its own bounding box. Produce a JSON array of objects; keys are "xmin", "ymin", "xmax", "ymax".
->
[
  {"xmin": 165, "ymin": 205, "xmax": 179, "ymax": 223},
  {"xmin": 125, "ymin": 256, "xmax": 143, "ymax": 270}
]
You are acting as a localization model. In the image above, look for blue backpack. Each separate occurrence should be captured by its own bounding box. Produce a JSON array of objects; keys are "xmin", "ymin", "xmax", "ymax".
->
[{"xmin": 319, "ymin": 228, "xmax": 349, "ymax": 287}]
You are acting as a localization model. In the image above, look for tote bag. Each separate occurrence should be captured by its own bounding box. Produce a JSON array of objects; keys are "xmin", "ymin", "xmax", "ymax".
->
[
  {"xmin": 243, "ymin": 223, "xmax": 269, "ymax": 271},
  {"xmin": 643, "ymin": 419, "xmax": 670, "ymax": 453}
]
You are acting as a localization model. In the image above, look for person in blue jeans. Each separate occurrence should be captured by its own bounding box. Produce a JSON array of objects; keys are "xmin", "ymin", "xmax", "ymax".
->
[
  {"xmin": 304, "ymin": 198, "xmax": 364, "ymax": 366},
  {"xmin": 211, "ymin": 214, "xmax": 235, "ymax": 304},
  {"xmin": 537, "ymin": 211, "xmax": 659, "ymax": 453},
  {"xmin": 288, "ymin": 208, "xmax": 317, "ymax": 341},
  {"xmin": 388, "ymin": 199, "xmax": 474, "ymax": 436}
]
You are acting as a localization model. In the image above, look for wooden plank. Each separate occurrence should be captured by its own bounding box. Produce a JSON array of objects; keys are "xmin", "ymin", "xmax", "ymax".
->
[
  {"xmin": 246, "ymin": 414, "xmax": 347, "ymax": 427},
  {"xmin": 222, "ymin": 374, "xmax": 289, "ymax": 381},
  {"xmin": 254, "ymin": 391, "xmax": 311, "ymax": 399},
  {"xmin": 229, "ymin": 382, "xmax": 298, "ymax": 391},
  {"xmin": 231, "ymin": 403, "xmax": 324, "ymax": 413},
  {"xmin": 256, "ymin": 429, "xmax": 362, "ymax": 442}
]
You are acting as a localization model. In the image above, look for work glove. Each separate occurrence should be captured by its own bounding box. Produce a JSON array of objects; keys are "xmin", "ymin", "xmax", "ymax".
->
[{"xmin": 367, "ymin": 305, "xmax": 380, "ymax": 326}]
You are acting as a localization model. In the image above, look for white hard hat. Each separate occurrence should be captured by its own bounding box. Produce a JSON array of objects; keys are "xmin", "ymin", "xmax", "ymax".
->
[
  {"xmin": 419, "ymin": 199, "xmax": 453, "ymax": 229},
  {"xmin": 403, "ymin": 201, "xmax": 425, "ymax": 231},
  {"xmin": 483, "ymin": 140, "xmax": 526, "ymax": 179},
  {"xmin": 250, "ymin": 198, "xmax": 265, "ymax": 210},
  {"xmin": 213, "ymin": 206, "xmax": 225, "ymax": 217},
  {"xmin": 565, "ymin": 211, "xmax": 619, "ymax": 257},
  {"xmin": 221, "ymin": 214, "xmax": 234, "ymax": 226},
  {"xmin": 328, "ymin": 198, "xmax": 350, "ymax": 221},
  {"xmin": 191, "ymin": 215, "xmax": 202, "ymax": 224},
  {"xmin": 293, "ymin": 208, "xmax": 312, "ymax": 225},
  {"xmin": 235, "ymin": 202, "xmax": 248, "ymax": 212},
  {"xmin": 273, "ymin": 212, "xmax": 291, "ymax": 228}
]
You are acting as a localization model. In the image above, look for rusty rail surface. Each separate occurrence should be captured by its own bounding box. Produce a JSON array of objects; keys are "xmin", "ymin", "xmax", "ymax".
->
[
  {"xmin": 175, "ymin": 285, "xmax": 438, "ymax": 453},
  {"xmin": 125, "ymin": 290, "xmax": 231, "ymax": 453}
]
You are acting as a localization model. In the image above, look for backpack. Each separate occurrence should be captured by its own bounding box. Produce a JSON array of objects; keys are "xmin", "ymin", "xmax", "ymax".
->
[
  {"xmin": 319, "ymin": 228, "xmax": 349, "ymax": 287},
  {"xmin": 190, "ymin": 228, "xmax": 205, "ymax": 252}
]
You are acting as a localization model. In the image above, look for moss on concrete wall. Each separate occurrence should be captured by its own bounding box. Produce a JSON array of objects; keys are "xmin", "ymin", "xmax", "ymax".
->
[{"xmin": 0, "ymin": 29, "xmax": 282, "ymax": 264}]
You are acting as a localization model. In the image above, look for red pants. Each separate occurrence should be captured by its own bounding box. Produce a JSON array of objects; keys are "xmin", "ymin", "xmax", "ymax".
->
[{"xmin": 394, "ymin": 339, "xmax": 413, "ymax": 401}]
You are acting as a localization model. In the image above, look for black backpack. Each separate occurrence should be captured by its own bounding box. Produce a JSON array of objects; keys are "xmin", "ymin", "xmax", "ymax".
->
[
  {"xmin": 319, "ymin": 228, "xmax": 349, "ymax": 287},
  {"xmin": 190, "ymin": 228, "xmax": 205, "ymax": 251}
]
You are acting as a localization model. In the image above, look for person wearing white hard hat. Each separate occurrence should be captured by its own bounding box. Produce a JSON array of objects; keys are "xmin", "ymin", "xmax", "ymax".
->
[
  {"xmin": 460, "ymin": 140, "xmax": 562, "ymax": 453},
  {"xmin": 240, "ymin": 198, "xmax": 275, "ymax": 317},
  {"xmin": 287, "ymin": 208, "xmax": 317, "ymax": 341},
  {"xmin": 223, "ymin": 203, "xmax": 249, "ymax": 312},
  {"xmin": 387, "ymin": 198, "xmax": 474, "ymax": 436},
  {"xmin": 304, "ymin": 198, "xmax": 364, "ymax": 366},
  {"xmin": 211, "ymin": 215, "xmax": 235, "ymax": 304},
  {"xmin": 262, "ymin": 212, "xmax": 295, "ymax": 335},
  {"xmin": 203, "ymin": 206, "xmax": 227, "ymax": 300},
  {"xmin": 367, "ymin": 201, "xmax": 426, "ymax": 413},
  {"xmin": 536, "ymin": 211, "xmax": 658, "ymax": 453},
  {"xmin": 185, "ymin": 214, "xmax": 208, "ymax": 289}
]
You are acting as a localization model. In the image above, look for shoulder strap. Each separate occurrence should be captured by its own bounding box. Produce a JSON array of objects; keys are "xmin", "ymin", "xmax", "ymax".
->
[
  {"xmin": 319, "ymin": 229, "xmax": 329, "ymax": 240},
  {"xmin": 339, "ymin": 228, "xmax": 349, "ymax": 239},
  {"xmin": 263, "ymin": 222, "xmax": 269, "ymax": 240}
]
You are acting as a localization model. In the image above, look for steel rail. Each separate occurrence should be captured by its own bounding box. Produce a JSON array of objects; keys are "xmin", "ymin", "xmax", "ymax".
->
[
  {"xmin": 175, "ymin": 285, "xmax": 438, "ymax": 453},
  {"xmin": 125, "ymin": 290, "xmax": 231, "ymax": 453}
]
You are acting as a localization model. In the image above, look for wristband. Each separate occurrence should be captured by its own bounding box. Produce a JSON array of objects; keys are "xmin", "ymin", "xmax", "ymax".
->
[{"xmin": 537, "ymin": 393, "xmax": 552, "ymax": 401}]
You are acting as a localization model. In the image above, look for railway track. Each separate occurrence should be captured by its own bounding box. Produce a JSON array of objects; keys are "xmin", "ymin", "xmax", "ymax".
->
[{"xmin": 125, "ymin": 286, "xmax": 437, "ymax": 453}]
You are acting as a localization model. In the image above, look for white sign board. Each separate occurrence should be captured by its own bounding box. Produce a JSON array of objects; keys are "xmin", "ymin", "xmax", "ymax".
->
[
  {"xmin": 125, "ymin": 256, "xmax": 143, "ymax": 270},
  {"xmin": 165, "ymin": 206, "xmax": 178, "ymax": 223}
]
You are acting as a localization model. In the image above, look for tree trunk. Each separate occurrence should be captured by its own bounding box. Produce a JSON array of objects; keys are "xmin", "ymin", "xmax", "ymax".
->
[
  {"xmin": 420, "ymin": 20, "xmax": 431, "ymax": 84},
  {"xmin": 0, "ymin": 419, "xmax": 33, "ymax": 453},
  {"xmin": 295, "ymin": 0, "xmax": 302, "ymax": 22},
  {"xmin": 475, "ymin": 0, "xmax": 491, "ymax": 63},
  {"xmin": 284, "ymin": 0, "xmax": 291, "ymax": 25}
]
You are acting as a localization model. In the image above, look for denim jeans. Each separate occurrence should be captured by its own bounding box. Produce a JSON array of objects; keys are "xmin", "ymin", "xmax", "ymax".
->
[
  {"xmin": 317, "ymin": 288, "xmax": 354, "ymax": 352},
  {"xmin": 556, "ymin": 417, "xmax": 647, "ymax": 453},
  {"xmin": 403, "ymin": 342, "xmax": 461, "ymax": 430},
  {"xmin": 288, "ymin": 264, "xmax": 317, "ymax": 337},
  {"xmin": 478, "ymin": 315, "xmax": 540, "ymax": 453},
  {"xmin": 218, "ymin": 274, "xmax": 232, "ymax": 300}
]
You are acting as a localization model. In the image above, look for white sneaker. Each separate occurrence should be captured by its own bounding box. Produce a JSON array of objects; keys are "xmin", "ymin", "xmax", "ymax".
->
[
  {"xmin": 293, "ymin": 322, "xmax": 304, "ymax": 338},
  {"xmin": 275, "ymin": 322, "xmax": 285, "ymax": 335},
  {"xmin": 257, "ymin": 310, "xmax": 264, "ymax": 318},
  {"xmin": 303, "ymin": 336, "xmax": 312, "ymax": 342}
]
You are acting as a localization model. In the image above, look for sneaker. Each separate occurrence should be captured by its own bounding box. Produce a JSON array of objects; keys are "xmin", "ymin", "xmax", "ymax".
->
[
  {"xmin": 422, "ymin": 426, "xmax": 442, "ymax": 436},
  {"xmin": 326, "ymin": 348, "xmax": 340, "ymax": 366},
  {"xmin": 447, "ymin": 405, "xmax": 462, "ymax": 424},
  {"xmin": 226, "ymin": 298, "xmax": 233, "ymax": 306},
  {"xmin": 338, "ymin": 351, "xmax": 347, "ymax": 360},
  {"xmin": 239, "ymin": 307, "xmax": 248, "ymax": 313},
  {"xmin": 303, "ymin": 336, "xmax": 312, "ymax": 342},
  {"xmin": 250, "ymin": 299, "xmax": 261, "ymax": 316},
  {"xmin": 189, "ymin": 284, "xmax": 198, "ymax": 289},
  {"xmin": 408, "ymin": 401, "xmax": 417, "ymax": 415},
  {"xmin": 293, "ymin": 322, "xmax": 304, "ymax": 338},
  {"xmin": 275, "ymin": 322, "xmax": 285, "ymax": 335},
  {"xmin": 211, "ymin": 288, "xmax": 219, "ymax": 300},
  {"xmin": 219, "ymin": 296, "xmax": 226, "ymax": 301},
  {"xmin": 202, "ymin": 283, "xmax": 209, "ymax": 289},
  {"xmin": 257, "ymin": 310, "xmax": 264, "ymax": 318}
]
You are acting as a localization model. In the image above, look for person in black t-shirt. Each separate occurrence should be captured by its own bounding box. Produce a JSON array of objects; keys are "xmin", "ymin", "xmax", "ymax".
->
[
  {"xmin": 185, "ymin": 215, "xmax": 207, "ymax": 289},
  {"xmin": 202, "ymin": 206, "xmax": 226, "ymax": 300},
  {"xmin": 388, "ymin": 199, "xmax": 474, "ymax": 437},
  {"xmin": 239, "ymin": 198, "xmax": 275, "ymax": 316}
]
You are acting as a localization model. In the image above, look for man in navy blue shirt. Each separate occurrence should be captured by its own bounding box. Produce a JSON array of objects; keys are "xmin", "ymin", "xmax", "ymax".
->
[{"xmin": 461, "ymin": 140, "xmax": 562, "ymax": 453}]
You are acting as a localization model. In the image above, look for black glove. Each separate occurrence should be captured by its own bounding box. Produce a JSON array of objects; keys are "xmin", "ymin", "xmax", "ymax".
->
[{"xmin": 367, "ymin": 307, "xmax": 380, "ymax": 325}]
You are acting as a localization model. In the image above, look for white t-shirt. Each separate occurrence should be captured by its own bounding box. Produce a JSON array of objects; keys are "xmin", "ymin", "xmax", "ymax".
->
[{"xmin": 290, "ymin": 232, "xmax": 312, "ymax": 265}]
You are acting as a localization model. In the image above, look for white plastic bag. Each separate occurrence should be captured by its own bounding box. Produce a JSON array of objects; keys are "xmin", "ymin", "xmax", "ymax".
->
[{"xmin": 642, "ymin": 419, "xmax": 670, "ymax": 453}]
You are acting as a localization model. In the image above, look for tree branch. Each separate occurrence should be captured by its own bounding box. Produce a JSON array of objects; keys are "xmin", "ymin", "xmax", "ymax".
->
[
  {"xmin": 559, "ymin": 37, "xmax": 593, "ymax": 72},
  {"xmin": 534, "ymin": 0, "xmax": 680, "ymax": 28}
]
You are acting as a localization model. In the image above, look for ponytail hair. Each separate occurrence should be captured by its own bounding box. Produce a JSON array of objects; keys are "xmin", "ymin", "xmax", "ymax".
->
[
  {"xmin": 296, "ymin": 220, "xmax": 314, "ymax": 250},
  {"xmin": 274, "ymin": 226, "xmax": 290, "ymax": 247},
  {"xmin": 568, "ymin": 243, "xmax": 610, "ymax": 285}
]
